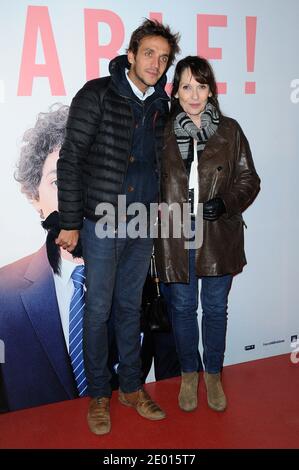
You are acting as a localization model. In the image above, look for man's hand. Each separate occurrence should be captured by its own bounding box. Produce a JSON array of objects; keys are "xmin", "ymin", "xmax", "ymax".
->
[
  {"xmin": 55, "ymin": 229, "xmax": 80, "ymax": 252},
  {"xmin": 203, "ymin": 197, "xmax": 226, "ymax": 221}
]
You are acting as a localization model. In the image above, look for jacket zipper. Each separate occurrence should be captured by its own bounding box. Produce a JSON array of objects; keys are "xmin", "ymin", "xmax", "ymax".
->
[
  {"xmin": 208, "ymin": 167, "xmax": 222, "ymax": 199},
  {"xmin": 117, "ymin": 95, "xmax": 168, "ymax": 192}
]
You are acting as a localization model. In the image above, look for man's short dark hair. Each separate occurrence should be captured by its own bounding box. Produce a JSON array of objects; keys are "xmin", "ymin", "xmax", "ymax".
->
[{"xmin": 128, "ymin": 18, "xmax": 180, "ymax": 68}]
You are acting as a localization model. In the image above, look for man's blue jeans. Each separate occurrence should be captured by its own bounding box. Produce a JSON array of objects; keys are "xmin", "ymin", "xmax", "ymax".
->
[
  {"xmin": 161, "ymin": 247, "xmax": 232, "ymax": 373},
  {"xmin": 81, "ymin": 219, "xmax": 153, "ymax": 398}
]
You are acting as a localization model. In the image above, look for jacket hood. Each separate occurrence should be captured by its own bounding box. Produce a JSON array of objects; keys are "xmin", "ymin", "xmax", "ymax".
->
[{"xmin": 109, "ymin": 54, "xmax": 168, "ymax": 98}]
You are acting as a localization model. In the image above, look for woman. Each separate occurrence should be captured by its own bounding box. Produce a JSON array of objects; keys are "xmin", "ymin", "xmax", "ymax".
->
[{"xmin": 155, "ymin": 56, "xmax": 260, "ymax": 412}]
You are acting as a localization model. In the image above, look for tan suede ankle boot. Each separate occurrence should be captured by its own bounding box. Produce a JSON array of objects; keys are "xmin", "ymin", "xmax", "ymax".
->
[
  {"xmin": 204, "ymin": 372, "xmax": 227, "ymax": 412},
  {"xmin": 178, "ymin": 371, "xmax": 199, "ymax": 412}
]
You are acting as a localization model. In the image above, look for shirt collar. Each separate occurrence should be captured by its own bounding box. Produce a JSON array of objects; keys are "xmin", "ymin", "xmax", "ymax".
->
[
  {"xmin": 125, "ymin": 69, "xmax": 155, "ymax": 101},
  {"xmin": 54, "ymin": 257, "xmax": 84, "ymax": 286}
]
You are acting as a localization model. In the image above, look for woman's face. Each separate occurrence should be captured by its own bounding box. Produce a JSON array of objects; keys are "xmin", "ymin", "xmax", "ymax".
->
[{"xmin": 176, "ymin": 67, "xmax": 212, "ymax": 118}]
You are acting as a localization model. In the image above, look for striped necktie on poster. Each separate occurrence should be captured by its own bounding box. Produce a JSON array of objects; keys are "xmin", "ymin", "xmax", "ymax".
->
[{"xmin": 69, "ymin": 265, "xmax": 88, "ymax": 396}]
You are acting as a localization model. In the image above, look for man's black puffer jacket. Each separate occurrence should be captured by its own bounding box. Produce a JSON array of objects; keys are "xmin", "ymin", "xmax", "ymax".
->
[{"xmin": 57, "ymin": 55, "xmax": 169, "ymax": 230}]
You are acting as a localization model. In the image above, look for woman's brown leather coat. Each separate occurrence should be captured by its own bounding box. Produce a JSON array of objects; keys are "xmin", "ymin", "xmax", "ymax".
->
[{"xmin": 155, "ymin": 115, "xmax": 260, "ymax": 282}]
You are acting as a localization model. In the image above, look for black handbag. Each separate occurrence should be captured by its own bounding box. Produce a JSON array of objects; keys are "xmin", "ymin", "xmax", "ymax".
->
[{"xmin": 141, "ymin": 252, "xmax": 171, "ymax": 333}]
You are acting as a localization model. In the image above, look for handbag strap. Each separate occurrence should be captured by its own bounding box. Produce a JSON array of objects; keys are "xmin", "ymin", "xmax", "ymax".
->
[{"xmin": 151, "ymin": 252, "xmax": 161, "ymax": 296}]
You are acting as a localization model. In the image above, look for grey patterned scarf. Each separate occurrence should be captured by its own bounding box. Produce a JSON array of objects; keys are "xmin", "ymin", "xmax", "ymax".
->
[{"xmin": 174, "ymin": 102, "xmax": 220, "ymax": 162}]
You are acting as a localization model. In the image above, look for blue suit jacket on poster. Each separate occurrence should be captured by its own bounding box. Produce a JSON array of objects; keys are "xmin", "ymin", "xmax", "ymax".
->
[{"xmin": 0, "ymin": 246, "xmax": 78, "ymax": 411}]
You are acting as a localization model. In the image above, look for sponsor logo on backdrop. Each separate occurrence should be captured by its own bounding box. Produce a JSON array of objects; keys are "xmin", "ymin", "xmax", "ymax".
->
[{"xmin": 262, "ymin": 339, "xmax": 285, "ymax": 346}]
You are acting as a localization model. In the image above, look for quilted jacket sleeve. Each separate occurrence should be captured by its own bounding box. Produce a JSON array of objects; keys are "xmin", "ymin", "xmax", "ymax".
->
[{"xmin": 57, "ymin": 83, "xmax": 102, "ymax": 230}]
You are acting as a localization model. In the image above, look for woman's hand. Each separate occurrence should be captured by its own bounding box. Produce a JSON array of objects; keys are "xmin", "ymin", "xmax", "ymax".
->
[
  {"xmin": 55, "ymin": 229, "xmax": 80, "ymax": 252},
  {"xmin": 203, "ymin": 197, "xmax": 226, "ymax": 221}
]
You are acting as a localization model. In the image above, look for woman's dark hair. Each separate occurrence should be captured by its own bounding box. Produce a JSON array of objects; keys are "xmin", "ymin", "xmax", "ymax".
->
[
  {"xmin": 127, "ymin": 18, "xmax": 180, "ymax": 68},
  {"xmin": 171, "ymin": 55, "xmax": 221, "ymax": 115}
]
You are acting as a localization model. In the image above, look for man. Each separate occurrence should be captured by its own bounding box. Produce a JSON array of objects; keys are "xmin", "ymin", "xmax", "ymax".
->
[
  {"xmin": 0, "ymin": 105, "xmax": 120, "ymax": 411},
  {"xmin": 0, "ymin": 103, "xmax": 179, "ymax": 413},
  {"xmin": 56, "ymin": 19, "xmax": 180, "ymax": 435}
]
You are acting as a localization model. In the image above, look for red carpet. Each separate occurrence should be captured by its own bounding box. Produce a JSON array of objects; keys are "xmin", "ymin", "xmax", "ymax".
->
[{"xmin": 0, "ymin": 353, "xmax": 298, "ymax": 449}]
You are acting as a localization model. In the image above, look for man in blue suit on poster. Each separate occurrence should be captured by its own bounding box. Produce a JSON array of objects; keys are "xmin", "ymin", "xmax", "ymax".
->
[
  {"xmin": 0, "ymin": 105, "xmax": 92, "ymax": 411},
  {"xmin": 0, "ymin": 104, "xmax": 180, "ymax": 411}
]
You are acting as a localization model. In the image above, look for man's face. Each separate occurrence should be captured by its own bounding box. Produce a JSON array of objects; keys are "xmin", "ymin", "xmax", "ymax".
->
[
  {"xmin": 127, "ymin": 35, "xmax": 171, "ymax": 93},
  {"xmin": 32, "ymin": 149, "xmax": 59, "ymax": 219}
]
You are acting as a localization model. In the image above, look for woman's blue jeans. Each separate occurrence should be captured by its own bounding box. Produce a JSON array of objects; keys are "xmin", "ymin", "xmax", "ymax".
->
[{"xmin": 161, "ymin": 247, "xmax": 232, "ymax": 373}]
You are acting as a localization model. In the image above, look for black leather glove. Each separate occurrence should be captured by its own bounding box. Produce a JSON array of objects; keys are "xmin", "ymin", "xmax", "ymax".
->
[{"xmin": 203, "ymin": 197, "xmax": 226, "ymax": 221}]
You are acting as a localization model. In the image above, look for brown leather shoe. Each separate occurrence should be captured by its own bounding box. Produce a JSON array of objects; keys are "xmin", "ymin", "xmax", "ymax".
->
[
  {"xmin": 119, "ymin": 388, "xmax": 166, "ymax": 420},
  {"xmin": 87, "ymin": 397, "xmax": 111, "ymax": 435}
]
